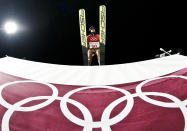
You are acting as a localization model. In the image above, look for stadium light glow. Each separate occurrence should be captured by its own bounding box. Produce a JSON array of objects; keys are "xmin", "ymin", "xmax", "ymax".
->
[{"xmin": 3, "ymin": 21, "xmax": 18, "ymax": 34}]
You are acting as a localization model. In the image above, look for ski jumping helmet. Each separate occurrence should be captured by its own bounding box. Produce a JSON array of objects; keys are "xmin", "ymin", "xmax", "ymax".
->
[{"xmin": 89, "ymin": 26, "xmax": 96, "ymax": 32}]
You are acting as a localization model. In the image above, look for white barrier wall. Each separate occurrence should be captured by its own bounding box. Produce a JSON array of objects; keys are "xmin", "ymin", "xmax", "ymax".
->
[{"xmin": 0, "ymin": 55, "xmax": 187, "ymax": 85}]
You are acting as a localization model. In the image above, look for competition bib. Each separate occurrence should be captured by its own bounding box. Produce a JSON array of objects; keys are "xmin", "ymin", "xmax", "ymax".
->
[{"xmin": 89, "ymin": 42, "xmax": 100, "ymax": 48}]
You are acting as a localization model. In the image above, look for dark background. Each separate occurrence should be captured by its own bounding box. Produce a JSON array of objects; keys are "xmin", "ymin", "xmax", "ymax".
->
[{"xmin": 0, "ymin": 0, "xmax": 186, "ymax": 65}]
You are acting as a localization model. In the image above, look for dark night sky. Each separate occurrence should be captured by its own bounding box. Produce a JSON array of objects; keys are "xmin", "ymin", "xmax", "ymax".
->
[{"xmin": 0, "ymin": 0, "xmax": 186, "ymax": 65}]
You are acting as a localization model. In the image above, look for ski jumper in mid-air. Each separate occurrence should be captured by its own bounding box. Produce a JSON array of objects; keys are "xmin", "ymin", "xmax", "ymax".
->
[{"xmin": 87, "ymin": 26, "xmax": 101, "ymax": 66}]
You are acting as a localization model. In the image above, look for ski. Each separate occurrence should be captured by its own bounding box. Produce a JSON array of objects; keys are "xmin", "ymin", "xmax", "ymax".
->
[
  {"xmin": 79, "ymin": 9, "xmax": 88, "ymax": 65},
  {"xmin": 99, "ymin": 5, "xmax": 106, "ymax": 65},
  {"xmin": 99, "ymin": 5, "xmax": 106, "ymax": 46}
]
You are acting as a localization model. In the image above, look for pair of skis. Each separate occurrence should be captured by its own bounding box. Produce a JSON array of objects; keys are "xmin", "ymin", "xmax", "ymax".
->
[{"xmin": 79, "ymin": 5, "xmax": 106, "ymax": 65}]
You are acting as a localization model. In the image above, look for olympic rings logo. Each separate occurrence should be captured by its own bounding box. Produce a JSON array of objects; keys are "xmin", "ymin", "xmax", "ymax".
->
[
  {"xmin": 0, "ymin": 75, "xmax": 187, "ymax": 131},
  {"xmin": 90, "ymin": 37, "xmax": 98, "ymax": 41}
]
